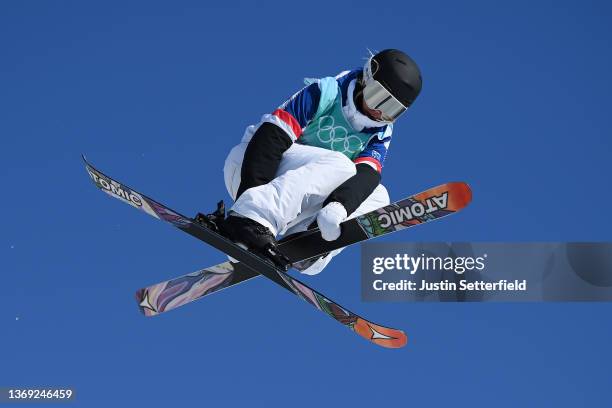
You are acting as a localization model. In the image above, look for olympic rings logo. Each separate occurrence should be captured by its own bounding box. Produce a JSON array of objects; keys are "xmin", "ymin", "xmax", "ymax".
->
[{"xmin": 316, "ymin": 116, "xmax": 364, "ymax": 154}]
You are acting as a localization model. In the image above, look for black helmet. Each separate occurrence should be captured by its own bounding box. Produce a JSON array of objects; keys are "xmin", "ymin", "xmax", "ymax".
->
[{"xmin": 362, "ymin": 49, "xmax": 422, "ymax": 121}]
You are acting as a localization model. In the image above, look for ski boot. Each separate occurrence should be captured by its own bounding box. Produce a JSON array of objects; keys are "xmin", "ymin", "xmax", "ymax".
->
[
  {"xmin": 194, "ymin": 201, "xmax": 290, "ymax": 271},
  {"xmin": 221, "ymin": 214, "xmax": 291, "ymax": 271}
]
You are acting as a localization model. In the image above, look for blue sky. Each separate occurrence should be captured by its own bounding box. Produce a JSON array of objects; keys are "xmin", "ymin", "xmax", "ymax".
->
[{"xmin": 2, "ymin": 1, "xmax": 612, "ymax": 406}]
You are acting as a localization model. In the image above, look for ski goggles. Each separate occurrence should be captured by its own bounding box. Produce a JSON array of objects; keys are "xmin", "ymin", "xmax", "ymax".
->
[{"xmin": 362, "ymin": 57, "xmax": 407, "ymax": 122}]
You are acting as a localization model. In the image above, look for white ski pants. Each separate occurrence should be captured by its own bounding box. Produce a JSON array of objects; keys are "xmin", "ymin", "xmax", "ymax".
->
[{"xmin": 223, "ymin": 129, "xmax": 390, "ymax": 275}]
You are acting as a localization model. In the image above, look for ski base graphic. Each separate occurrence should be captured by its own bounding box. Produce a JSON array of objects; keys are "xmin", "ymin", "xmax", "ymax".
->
[
  {"xmin": 84, "ymin": 156, "xmax": 443, "ymax": 348},
  {"xmin": 136, "ymin": 182, "xmax": 471, "ymax": 316}
]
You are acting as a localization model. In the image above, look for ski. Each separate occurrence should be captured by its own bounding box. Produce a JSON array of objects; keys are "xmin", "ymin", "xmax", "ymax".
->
[
  {"xmin": 84, "ymin": 156, "xmax": 420, "ymax": 348},
  {"xmin": 136, "ymin": 261, "xmax": 257, "ymax": 315},
  {"xmin": 137, "ymin": 182, "xmax": 472, "ymax": 316}
]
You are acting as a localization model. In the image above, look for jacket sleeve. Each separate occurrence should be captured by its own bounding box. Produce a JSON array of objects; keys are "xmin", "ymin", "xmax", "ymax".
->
[
  {"xmin": 236, "ymin": 83, "xmax": 321, "ymax": 198},
  {"xmin": 322, "ymin": 163, "xmax": 381, "ymax": 216},
  {"xmin": 322, "ymin": 130, "xmax": 392, "ymax": 215},
  {"xmin": 353, "ymin": 127, "xmax": 392, "ymax": 173}
]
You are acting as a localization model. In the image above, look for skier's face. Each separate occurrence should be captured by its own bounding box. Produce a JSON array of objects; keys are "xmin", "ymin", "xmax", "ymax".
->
[{"xmin": 360, "ymin": 97, "xmax": 384, "ymax": 121}]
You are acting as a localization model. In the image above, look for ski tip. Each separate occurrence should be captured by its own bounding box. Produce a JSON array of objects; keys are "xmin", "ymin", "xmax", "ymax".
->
[
  {"xmin": 447, "ymin": 181, "xmax": 471, "ymax": 192},
  {"xmin": 135, "ymin": 288, "xmax": 159, "ymax": 317},
  {"xmin": 414, "ymin": 182, "xmax": 472, "ymax": 211},
  {"xmin": 354, "ymin": 319, "xmax": 408, "ymax": 348},
  {"xmin": 446, "ymin": 181, "xmax": 472, "ymax": 207}
]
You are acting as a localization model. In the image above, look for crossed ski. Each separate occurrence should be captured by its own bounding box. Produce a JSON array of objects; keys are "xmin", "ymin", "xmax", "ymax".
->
[{"xmin": 84, "ymin": 156, "xmax": 471, "ymax": 348}]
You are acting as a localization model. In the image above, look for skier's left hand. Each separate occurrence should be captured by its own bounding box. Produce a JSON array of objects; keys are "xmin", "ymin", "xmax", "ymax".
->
[{"xmin": 317, "ymin": 202, "xmax": 347, "ymax": 241}]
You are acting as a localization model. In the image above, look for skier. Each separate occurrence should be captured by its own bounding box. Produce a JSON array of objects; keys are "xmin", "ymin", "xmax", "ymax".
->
[{"xmin": 219, "ymin": 49, "xmax": 422, "ymax": 275}]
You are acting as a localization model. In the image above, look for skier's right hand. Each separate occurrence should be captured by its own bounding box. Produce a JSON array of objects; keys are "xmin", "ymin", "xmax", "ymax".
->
[{"xmin": 316, "ymin": 202, "xmax": 348, "ymax": 241}]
